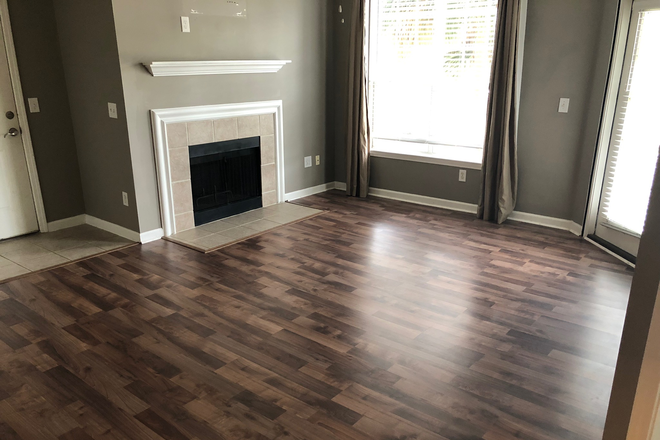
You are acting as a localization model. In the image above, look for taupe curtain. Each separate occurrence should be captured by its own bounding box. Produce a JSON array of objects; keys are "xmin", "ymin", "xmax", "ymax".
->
[
  {"xmin": 478, "ymin": 0, "xmax": 521, "ymax": 224},
  {"xmin": 345, "ymin": 0, "xmax": 371, "ymax": 198}
]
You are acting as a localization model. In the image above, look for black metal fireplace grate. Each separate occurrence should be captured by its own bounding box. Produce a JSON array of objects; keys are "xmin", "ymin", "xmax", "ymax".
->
[{"xmin": 189, "ymin": 136, "xmax": 262, "ymax": 226}]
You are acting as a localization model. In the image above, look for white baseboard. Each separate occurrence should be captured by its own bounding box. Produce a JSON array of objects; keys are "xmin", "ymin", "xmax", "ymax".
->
[
  {"xmin": 334, "ymin": 183, "xmax": 583, "ymax": 236},
  {"xmin": 85, "ymin": 215, "xmax": 141, "ymax": 242},
  {"xmin": 86, "ymin": 216, "xmax": 163, "ymax": 244},
  {"xmin": 140, "ymin": 228, "xmax": 164, "ymax": 244},
  {"xmin": 47, "ymin": 214, "xmax": 86, "ymax": 232},
  {"xmin": 47, "ymin": 215, "xmax": 169, "ymax": 245},
  {"xmin": 508, "ymin": 211, "xmax": 583, "ymax": 236},
  {"xmin": 285, "ymin": 182, "xmax": 337, "ymax": 201},
  {"xmin": 570, "ymin": 222, "xmax": 583, "ymax": 237},
  {"xmin": 369, "ymin": 187, "xmax": 478, "ymax": 214}
]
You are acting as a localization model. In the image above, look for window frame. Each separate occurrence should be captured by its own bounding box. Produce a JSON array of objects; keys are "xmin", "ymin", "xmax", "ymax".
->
[{"xmin": 366, "ymin": 0, "xmax": 529, "ymax": 170}]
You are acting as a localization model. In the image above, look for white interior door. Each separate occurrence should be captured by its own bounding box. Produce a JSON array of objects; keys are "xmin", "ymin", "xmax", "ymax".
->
[
  {"xmin": 594, "ymin": 0, "xmax": 660, "ymax": 258},
  {"xmin": 0, "ymin": 20, "xmax": 38, "ymax": 240}
]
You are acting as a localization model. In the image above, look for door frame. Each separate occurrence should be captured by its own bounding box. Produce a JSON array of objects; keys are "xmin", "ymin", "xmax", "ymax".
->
[
  {"xmin": 584, "ymin": 0, "xmax": 632, "ymax": 238},
  {"xmin": 583, "ymin": 0, "xmax": 655, "ymax": 240},
  {"xmin": 0, "ymin": 0, "xmax": 47, "ymax": 233}
]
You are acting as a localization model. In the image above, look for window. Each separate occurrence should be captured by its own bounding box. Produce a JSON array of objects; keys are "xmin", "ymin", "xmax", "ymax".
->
[{"xmin": 368, "ymin": 0, "xmax": 498, "ymax": 166}]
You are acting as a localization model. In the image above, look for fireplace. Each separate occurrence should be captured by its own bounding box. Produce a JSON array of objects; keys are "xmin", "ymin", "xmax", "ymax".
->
[
  {"xmin": 189, "ymin": 136, "xmax": 262, "ymax": 226},
  {"xmin": 151, "ymin": 101, "xmax": 284, "ymax": 236}
]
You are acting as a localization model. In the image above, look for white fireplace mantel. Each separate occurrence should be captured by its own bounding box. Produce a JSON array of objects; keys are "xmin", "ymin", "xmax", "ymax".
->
[{"xmin": 143, "ymin": 60, "xmax": 292, "ymax": 77}]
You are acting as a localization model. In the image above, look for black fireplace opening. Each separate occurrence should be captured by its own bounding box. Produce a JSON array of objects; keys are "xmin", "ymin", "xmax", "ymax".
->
[{"xmin": 189, "ymin": 136, "xmax": 262, "ymax": 226}]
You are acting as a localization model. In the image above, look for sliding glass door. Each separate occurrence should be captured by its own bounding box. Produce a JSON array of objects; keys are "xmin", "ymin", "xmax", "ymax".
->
[{"xmin": 593, "ymin": 0, "xmax": 660, "ymax": 258}]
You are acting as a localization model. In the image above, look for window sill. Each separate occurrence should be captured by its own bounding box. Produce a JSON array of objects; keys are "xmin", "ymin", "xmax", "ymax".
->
[{"xmin": 370, "ymin": 140, "xmax": 482, "ymax": 170}]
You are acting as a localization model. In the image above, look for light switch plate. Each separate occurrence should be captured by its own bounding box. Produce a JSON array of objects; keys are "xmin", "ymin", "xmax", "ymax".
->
[
  {"xmin": 181, "ymin": 16, "xmax": 191, "ymax": 33},
  {"xmin": 558, "ymin": 98, "xmax": 570, "ymax": 113},
  {"xmin": 304, "ymin": 156, "xmax": 312, "ymax": 168},
  {"xmin": 459, "ymin": 169, "xmax": 467, "ymax": 182},
  {"xmin": 315, "ymin": 155, "xmax": 321, "ymax": 166},
  {"xmin": 108, "ymin": 102, "xmax": 118, "ymax": 119},
  {"xmin": 122, "ymin": 192, "xmax": 129, "ymax": 207},
  {"xmin": 28, "ymin": 98, "xmax": 40, "ymax": 113}
]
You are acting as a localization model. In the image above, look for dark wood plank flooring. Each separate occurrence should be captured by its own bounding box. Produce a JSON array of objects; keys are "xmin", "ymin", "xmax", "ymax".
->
[{"xmin": 0, "ymin": 190, "xmax": 633, "ymax": 440}]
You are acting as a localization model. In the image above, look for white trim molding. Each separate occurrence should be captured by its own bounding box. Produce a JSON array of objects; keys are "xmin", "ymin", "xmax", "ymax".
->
[
  {"xmin": 333, "ymin": 183, "xmax": 583, "ymax": 236},
  {"xmin": 507, "ymin": 211, "xmax": 582, "ymax": 237},
  {"xmin": 86, "ymin": 215, "xmax": 141, "ymax": 243},
  {"xmin": 369, "ymin": 187, "xmax": 478, "ymax": 214},
  {"xmin": 143, "ymin": 60, "xmax": 292, "ymax": 77},
  {"xmin": 583, "ymin": 0, "xmax": 634, "ymax": 238},
  {"xmin": 47, "ymin": 215, "xmax": 86, "ymax": 232},
  {"xmin": 285, "ymin": 182, "xmax": 337, "ymax": 201},
  {"xmin": 151, "ymin": 100, "xmax": 286, "ymax": 237},
  {"xmin": 370, "ymin": 149, "xmax": 482, "ymax": 170},
  {"xmin": 46, "ymin": 214, "xmax": 162, "ymax": 244},
  {"xmin": 139, "ymin": 228, "xmax": 164, "ymax": 244},
  {"xmin": 0, "ymin": 0, "xmax": 48, "ymax": 233}
]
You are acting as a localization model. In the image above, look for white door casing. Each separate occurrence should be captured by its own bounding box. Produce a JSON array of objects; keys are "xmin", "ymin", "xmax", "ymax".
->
[
  {"xmin": 0, "ymin": 16, "xmax": 37, "ymax": 240},
  {"xmin": 595, "ymin": 0, "xmax": 660, "ymax": 257},
  {"xmin": 0, "ymin": 0, "xmax": 47, "ymax": 236}
]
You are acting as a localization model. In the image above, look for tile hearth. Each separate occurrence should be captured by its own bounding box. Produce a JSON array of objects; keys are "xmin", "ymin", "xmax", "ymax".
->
[{"xmin": 166, "ymin": 203, "xmax": 322, "ymax": 253}]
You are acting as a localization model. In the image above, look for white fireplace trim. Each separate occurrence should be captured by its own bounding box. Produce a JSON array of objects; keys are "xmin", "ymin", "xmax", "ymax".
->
[{"xmin": 151, "ymin": 100, "xmax": 286, "ymax": 237}]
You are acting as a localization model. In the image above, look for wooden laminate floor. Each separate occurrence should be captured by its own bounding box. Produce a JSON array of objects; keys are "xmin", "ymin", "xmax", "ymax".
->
[{"xmin": 0, "ymin": 190, "xmax": 633, "ymax": 440}]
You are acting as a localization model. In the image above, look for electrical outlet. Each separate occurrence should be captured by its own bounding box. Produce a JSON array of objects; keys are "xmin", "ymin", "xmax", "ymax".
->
[
  {"xmin": 28, "ymin": 98, "xmax": 40, "ymax": 113},
  {"xmin": 122, "ymin": 192, "xmax": 129, "ymax": 207},
  {"xmin": 181, "ymin": 16, "xmax": 191, "ymax": 33},
  {"xmin": 304, "ymin": 156, "xmax": 312, "ymax": 168},
  {"xmin": 558, "ymin": 98, "xmax": 570, "ymax": 113},
  {"xmin": 459, "ymin": 169, "xmax": 467, "ymax": 182},
  {"xmin": 108, "ymin": 102, "xmax": 118, "ymax": 119},
  {"xmin": 315, "ymin": 155, "xmax": 321, "ymax": 166}
]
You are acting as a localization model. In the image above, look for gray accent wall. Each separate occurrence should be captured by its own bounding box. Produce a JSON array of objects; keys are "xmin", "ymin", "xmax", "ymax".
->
[
  {"xmin": 370, "ymin": 157, "xmax": 480, "ymax": 204},
  {"xmin": 516, "ymin": 0, "xmax": 615, "ymax": 220},
  {"xmin": 52, "ymin": 0, "xmax": 139, "ymax": 232},
  {"xmin": 331, "ymin": 0, "xmax": 617, "ymax": 223},
  {"xmin": 111, "ymin": 0, "xmax": 331, "ymax": 233},
  {"xmin": 7, "ymin": 0, "xmax": 85, "ymax": 222},
  {"xmin": 569, "ymin": 0, "xmax": 620, "ymax": 225}
]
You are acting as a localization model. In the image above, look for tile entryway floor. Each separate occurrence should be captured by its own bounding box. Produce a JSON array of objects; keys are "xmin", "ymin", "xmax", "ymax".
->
[
  {"xmin": 167, "ymin": 202, "xmax": 323, "ymax": 252},
  {"xmin": 0, "ymin": 224, "xmax": 135, "ymax": 282}
]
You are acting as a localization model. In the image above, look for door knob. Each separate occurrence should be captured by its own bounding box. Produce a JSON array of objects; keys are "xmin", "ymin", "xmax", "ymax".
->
[{"xmin": 4, "ymin": 128, "xmax": 19, "ymax": 138}]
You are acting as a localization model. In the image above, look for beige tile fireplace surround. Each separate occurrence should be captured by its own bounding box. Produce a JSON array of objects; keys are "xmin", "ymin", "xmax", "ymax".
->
[
  {"xmin": 165, "ymin": 114, "xmax": 277, "ymax": 233},
  {"xmin": 151, "ymin": 101, "xmax": 287, "ymax": 237}
]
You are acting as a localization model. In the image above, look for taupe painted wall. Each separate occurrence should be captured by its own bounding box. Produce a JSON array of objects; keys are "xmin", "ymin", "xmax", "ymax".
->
[
  {"xmin": 7, "ymin": 0, "xmax": 85, "ymax": 222},
  {"xmin": 53, "ymin": 0, "xmax": 139, "ymax": 231},
  {"xmin": 370, "ymin": 157, "xmax": 480, "ymax": 204},
  {"xmin": 603, "ymin": 156, "xmax": 660, "ymax": 440},
  {"xmin": 332, "ymin": 0, "xmax": 616, "ymax": 223},
  {"xmin": 111, "ymin": 0, "xmax": 331, "ymax": 233},
  {"xmin": 516, "ymin": 0, "xmax": 613, "ymax": 220},
  {"xmin": 569, "ymin": 0, "xmax": 620, "ymax": 225}
]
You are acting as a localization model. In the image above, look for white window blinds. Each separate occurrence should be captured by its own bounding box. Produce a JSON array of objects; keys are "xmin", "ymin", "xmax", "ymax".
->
[
  {"xmin": 601, "ymin": 10, "xmax": 660, "ymax": 235},
  {"xmin": 369, "ymin": 0, "xmax": 498, "ymax": 149}
]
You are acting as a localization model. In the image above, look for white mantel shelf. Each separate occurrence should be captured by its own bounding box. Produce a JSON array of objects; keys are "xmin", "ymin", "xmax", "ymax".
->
[{"xmin": 143, "ymin": 60, "xmax": 292, "ymax": 77}]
